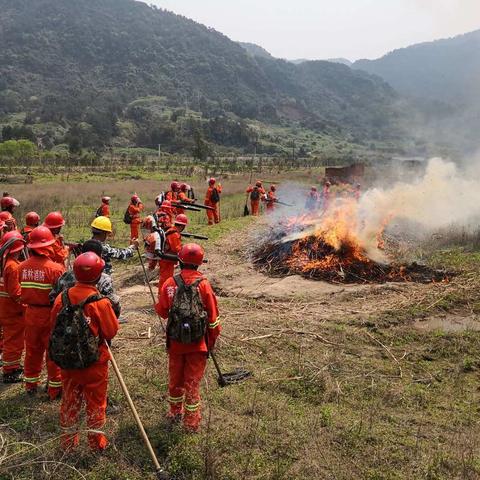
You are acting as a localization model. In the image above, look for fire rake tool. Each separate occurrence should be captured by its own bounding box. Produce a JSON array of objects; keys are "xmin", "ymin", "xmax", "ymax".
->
[{"xmin": 107, "ymin": 344, "xmax": 170, "ymax": 480}]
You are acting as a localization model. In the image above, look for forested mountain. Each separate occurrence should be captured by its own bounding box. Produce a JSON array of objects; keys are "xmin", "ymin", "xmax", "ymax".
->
[
  {"xmin": 353, "ymin": 30, "xmax": 480, "ymax": 152},
  {"xmin": 0, "ymin": 0, "xmax": 409, "ymax": 153},
  {"xmin": 238, "ymin": 42, "xmax": 274, "ymax": 60}
]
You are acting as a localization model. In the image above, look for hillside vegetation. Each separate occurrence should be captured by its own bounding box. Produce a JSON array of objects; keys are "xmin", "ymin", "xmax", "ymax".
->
[
  {"xmin": 353, "ymin": 30, "xmax": 480, "ymax": 153},
  {"xmin": 0, "ymin": 0, "xmax": 410, "ymax": 155}
]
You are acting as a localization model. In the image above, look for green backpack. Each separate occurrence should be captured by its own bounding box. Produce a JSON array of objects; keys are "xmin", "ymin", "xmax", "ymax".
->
[
  {"xmin": 49, "ymin": 289, "xmax": 103, "ymax": 369},
  {"xmin": 167, "ymin": 275, "xmax": 208, "ymax": 344}
]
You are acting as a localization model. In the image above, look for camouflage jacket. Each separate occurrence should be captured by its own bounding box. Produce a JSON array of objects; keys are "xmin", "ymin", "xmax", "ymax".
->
[
  {"xmin": 50, "ymin": 270, "xmax": 121, "ymax": 317},
  {"xmin": 101, "ymin": 243, "xmax": 135, "ymax": 275}
]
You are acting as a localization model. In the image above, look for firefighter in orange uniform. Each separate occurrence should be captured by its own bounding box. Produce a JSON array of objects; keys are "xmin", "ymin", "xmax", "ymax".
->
[
  {"xmin": 19, "ymin": 226, "xmax": 65, "ymax": 398},
  {"xmin": 43, "ymin": 211, "xmax": 69, "ymax": 265},
  {"xmin": 0, "ymin": 212, "xmax": 16, "ymax": 236},
  {"xmin": 165, "ymin": 182, "xmax": 180, "ymax": 203},
  {"xmin": 178, "ymin": 183, "xmax": 194, "ymax": 205},
  {"xmin": 21, "ymin": 212, "xmax": 40, "ymax": 241},
  {"xmin": 50, "ymin": 252, "xmax": 119, "ymax": 452},
  {"xmin": 128, "ymin": 194, "xmax": 144, "ymax": 241},
  {"xmin": 0, "ymin": 231, "xmax": 26, "ymax": 383},
  {"xmin": 158, "ymin": 213, "xmax": 185, "ymax": 291},
  {"xmin": 246, "ymin": 181, "xmax": 265, "ymax": 216},
  {"xmin": 204, "ymin": 178, "xmax": 222, "ymax": 225},
  {"xmin": 0, "ymin": 196, "xmax": 20, "ymax": 229},
  {"xmin": 156, "ymin": 243, "xmax": 220, "ymax": 432},
  {"xmin": 98, "ymin": 196, "xmax": 111, "ymax": 217},
  {"xmin": 264, "ymin": 185, "xmax": 277, "ymax": 213}
]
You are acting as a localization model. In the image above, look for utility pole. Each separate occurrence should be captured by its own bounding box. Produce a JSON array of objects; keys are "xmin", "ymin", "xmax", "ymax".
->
[
  {"xmin": 158, "ymin": 144, "xmax": 161, "ymax": 158},
  {"xmin": 292, "ymin": 140, "xmax": 296, "ymax": 162}
]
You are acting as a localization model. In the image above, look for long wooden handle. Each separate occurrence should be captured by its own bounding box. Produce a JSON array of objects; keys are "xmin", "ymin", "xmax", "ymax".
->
[
  {"xmin": 136, "ymin": 247, "xmax": 166, "ymax": 333},
  {"xmin": 107, "ymin": 344, "xmax": 166, "ymax": 474}
]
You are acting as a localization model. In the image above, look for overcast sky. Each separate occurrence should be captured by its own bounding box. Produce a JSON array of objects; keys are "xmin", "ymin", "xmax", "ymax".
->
[{"xmin": 148, "ymin": 0, "xmax": 480, "ymax": 61}]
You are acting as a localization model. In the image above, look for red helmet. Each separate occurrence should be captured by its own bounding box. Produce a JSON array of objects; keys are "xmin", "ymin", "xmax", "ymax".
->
[
  {"xmin": 170, "ymin": 181, "xmax": 180, "ymax": 192},
  {"xmin": 160, "ymin": 200, "xmax": 173, "ymax": 213},
  {"xmin": 174, "ymin": 214, "xmax": 188, "ymax": 226},
  {"xmin": 25, "ymin": 211, "xmax": 40, "ymax": 227},
  {"xmin": 43, "ymin": 211, "xmax": 65, "ymax": 229},
  {"xmin": 208, "ymin": 178, "xmax": 216, "ymax": 185},
  {"xmin": 102, "ymin": 196, "xmax": 111, "ymax": 204},
  {"xmin": 180, "ymin": 183, "xmax": 189, "ymax": 192},
  {"xmin": 0, "ymin": 197, "xmax": 20, "ymax": 209},
  {"xmin": 270, "ymin": 185, "xmax": 276, "ymax": 192},
  {"xmin": 27, "ymin": 226, "xmax": 56, "ymax": 249},
  {"xmin": 73, "ymin": 252, "xmax": 105, "ymax": 283},
  {"xmin": 0, "ymin": 211, "xmax": 13, "ymax": 223},
  {"xmin": 178, "ymin": 243, "xmax": 204, "ymax": 266},
  {"xmin": 131, "ymin": 194, "xmax": 140, "ymax": 203},
  {"xmin": 0, "ymin": 231, "xmax": 25, "ymax": 254}
]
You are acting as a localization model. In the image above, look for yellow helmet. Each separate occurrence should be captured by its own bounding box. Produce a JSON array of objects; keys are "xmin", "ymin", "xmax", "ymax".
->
[{"xmin": 91, "ymin": 216, "xmax": 112, "ymax": 233}]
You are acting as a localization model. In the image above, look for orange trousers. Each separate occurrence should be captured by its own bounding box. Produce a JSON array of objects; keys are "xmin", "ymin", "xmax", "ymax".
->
[
  {"xmin": 24, "ymin": 324, "xmax": 62, "ymax": 399},
  {"xmin": 158, "ymin": 260, "xmax": 175, "ymax": 292},
  {"xmin": 60, "ymin": 360, "xmax": 109, "ymax": 451},
  {"xmin": 168, "ymin": 352, "xmax": 207, "ymax": 430},
  {"xmin": 250, "ymin": 200, "xmax": 260, "ymax": 216},
  {"xmin": 130, "ymin": 222, "xmax": 140, "ymax": 241},
  {"xmin": 206, "ymin": 204, "xmax": 220, "ymax": 225},
  {"xmin": 266, "ymin": 204, "xmax": 275, "ymax": 214},
  {"xmin": 0, "ymin": 314, "xmax": 25, "ymax": 373}
]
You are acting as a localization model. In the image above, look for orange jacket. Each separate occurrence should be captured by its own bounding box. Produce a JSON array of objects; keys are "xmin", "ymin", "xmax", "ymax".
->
[
  {"xmin": 100, "ymin": 204, "xmax": 110, "ymax": 217},
  {"xmin": 128, "ymin": 203, "xmax": 144, "ymax": 225},
  {"xmin": 265, "ymin": 191, "xmax": 276, "ymax": 207},
  {"xmin": 51, "ymin": 283, "xmax": 119, "ymax": 364},
  {"xmin": 156, "ymin": 269, "xmax": 220, "ymax": 354},
  {"xmin": 204, "ymin": 185, "xmax": 222, "ymax": 206},
  {"xmin": 164, "ymin": 226, "xmax": 182, "ymax": 256},
  {"xmin": 0, "ymin": 256, "xmax": 23, "ymax": 318},
  {"xmin": 51, "ymin": 237, "xmax": 69, "ymax": 265},
  {"xmin": 165, "ymin": 191, "xmax": 178, "ymax": 202},
  {"xmin": 19, "ymin": 255, "xmax": 65, "ymax": 326},
  {"xmin": 178, "ymin": 192, "xmax": 194, "ymax": 204},
  {"xmin": 246, "ymin": 186, "xmax": 265, "ymax": 200}
]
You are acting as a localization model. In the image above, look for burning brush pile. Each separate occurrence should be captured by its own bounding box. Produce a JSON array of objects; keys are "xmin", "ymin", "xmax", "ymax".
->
[{"xmin": 251, "ymin": 198, "xmax": 449, "ymax": 284}]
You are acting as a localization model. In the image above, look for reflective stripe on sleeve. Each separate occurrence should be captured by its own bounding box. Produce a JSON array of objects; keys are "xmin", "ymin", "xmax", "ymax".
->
[
  {"xmin": 21, "ymin": 282, "xmax": 53, "ymax": 290},
  {"xmin": 209, "ymin": 317, "xmax": 221, "ymax": 329}
]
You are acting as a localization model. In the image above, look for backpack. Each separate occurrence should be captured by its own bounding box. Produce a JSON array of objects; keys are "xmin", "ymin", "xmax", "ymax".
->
[
  {"xmin": 123, "ymin": 207, "xmax": 132, "ymax": 224},
  {"xmin": 167, "ymin": 275, "xmax": 208, "ymax": 344},
  {"xmin": 95, "ymin": 206, "xmax": 103, "ymax": 218},
  {"xmin": 210, "ymin": 187, "xmax": 220, "ymax": 204},
  {"xmin": 250, "ymin": 188, "xmax": 260, "ymax": 201},
  {"xmin": 49, "ymin": 289, "xmax": 103, "ymax": 369}
]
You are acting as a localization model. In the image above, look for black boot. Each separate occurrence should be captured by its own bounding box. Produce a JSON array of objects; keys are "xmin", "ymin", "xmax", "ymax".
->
[{"xmin": 3, "ymin": 368, "xmax": 23, "ymax": 384}]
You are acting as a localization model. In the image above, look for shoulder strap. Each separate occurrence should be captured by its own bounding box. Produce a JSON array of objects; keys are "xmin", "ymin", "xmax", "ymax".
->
[
  {"xmin": 61, "ymin": 289, "xmax": 71, "ymax": 308},
  {"xmin": 173, "ymin": 274, "xmax": 184, "ymax": 289},
  {"xmin": 191, "ymin": 277, "xmax": 205, "ymax": 288},
  {"xmin": 79, "ymin": 294, "xmax": 104, "ymax": 309}
]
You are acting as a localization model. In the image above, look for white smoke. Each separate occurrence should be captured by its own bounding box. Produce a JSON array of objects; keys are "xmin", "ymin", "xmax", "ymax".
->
[{"xmin": 359, "ymin": 157, "xmax": 480, "ymax": 260}]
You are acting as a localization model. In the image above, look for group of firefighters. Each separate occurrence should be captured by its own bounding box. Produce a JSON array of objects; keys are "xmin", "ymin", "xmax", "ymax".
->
[{"xmin": 0, "ymin": 184, "xmax": 221, "ymax": 451}]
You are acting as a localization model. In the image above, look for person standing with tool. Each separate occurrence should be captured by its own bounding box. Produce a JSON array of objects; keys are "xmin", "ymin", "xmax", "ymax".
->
[
  {"xmin": 127, "ymin": 194, "xmax": 144, "ymax": 241},
  {"xmin": 156, "ymin": 243, "xmax": 221, "ymax": 432},
  {"xmin": 49, "ymin": 252, "xmax": 119, "ymax": 451},
  {"xmin": 246, "ymin": 181, "xmax": 265, "ymax": 216},
  {"xmin": 204, "ymin": 178, "xmax": 222, "ymax": 225}
]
